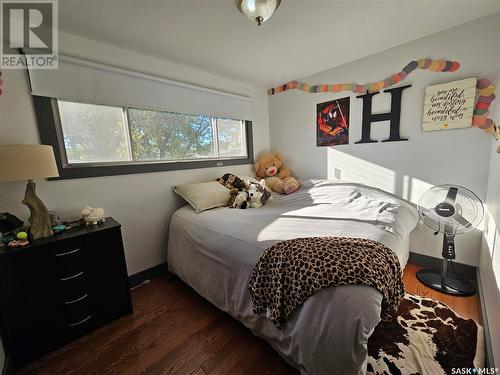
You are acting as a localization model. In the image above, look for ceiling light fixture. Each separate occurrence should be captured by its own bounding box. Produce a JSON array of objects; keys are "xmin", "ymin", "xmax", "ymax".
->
[{"xmin": 236, "ymin": 0, "xmax": 281, "ymax": 26}]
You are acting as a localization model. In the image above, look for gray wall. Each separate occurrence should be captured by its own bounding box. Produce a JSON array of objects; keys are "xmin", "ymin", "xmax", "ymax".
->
[
  {"xmin": 269, "ymin": 13, "xmax": 500, "ymax": 266},
  {"xmin": 0, "ymin": 31, "xmax": 270, "ymax": 275}
]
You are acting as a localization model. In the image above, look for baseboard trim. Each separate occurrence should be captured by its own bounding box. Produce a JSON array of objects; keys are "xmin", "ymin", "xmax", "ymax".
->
[
  {"xmin": 128, "ymin": 262, "xmax": 173, "ymax": 288},
  {"xmin": 476, "ymin": 269, "xmax": 495, "ymax": 368},
  {"xmin": 408, "ymin": 252, "xmax": 477, "ymax": 283}
]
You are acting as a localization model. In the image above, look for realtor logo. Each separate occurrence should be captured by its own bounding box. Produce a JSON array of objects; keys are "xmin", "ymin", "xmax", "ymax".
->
[{"xmin": 1, "ymin": 0, "xmax": 58, "ymax": 69}]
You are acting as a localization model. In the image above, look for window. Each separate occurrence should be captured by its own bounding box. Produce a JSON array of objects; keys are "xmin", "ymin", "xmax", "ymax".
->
[
  {"xmin": 33, "ymin": 97, "xmax": 253, "ymax": 179},
  {"xmin": 127, "ymin": 108, "xmax": 216, "ymax": 161},
  {"xmin": 58, "ymin": 100, "xmax": 248, "ymax": 165},
  {"xmin": 58, "ymin": 101, "xmax": 131, "ymax": 164}
]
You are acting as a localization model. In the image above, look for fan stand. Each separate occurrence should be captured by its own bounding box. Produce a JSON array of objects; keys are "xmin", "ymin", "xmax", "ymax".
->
[{"xmin": 416, "ymin": 233, "xmax": 475, "ymax": 296}]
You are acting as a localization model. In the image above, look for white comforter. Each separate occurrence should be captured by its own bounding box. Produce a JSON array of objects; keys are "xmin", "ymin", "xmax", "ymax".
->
[{"xmin": 167, "ymin": 179, "xmax": 419, "ymax": 375}]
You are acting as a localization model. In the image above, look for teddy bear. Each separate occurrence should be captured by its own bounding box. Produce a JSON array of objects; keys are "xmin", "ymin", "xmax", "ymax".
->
[{"xmin": 253, "ymin": 153, "xmax": 300, "ymax": 194}]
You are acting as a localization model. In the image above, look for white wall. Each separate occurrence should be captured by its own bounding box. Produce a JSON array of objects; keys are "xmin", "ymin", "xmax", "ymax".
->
[
  {"xmin": 480, "ymin": 136, "xmax": 500, "ymax": 366},
  {"xmin": 269, "ymin": 13, "xmax": 500, "ymax": 266},
  {"xmin": 0, "ymin": 32, "xmax": 270, "ymax": 275},
  {"xmin": 479, "ymin": 57, "xmax": 500, "ymax": 364}
]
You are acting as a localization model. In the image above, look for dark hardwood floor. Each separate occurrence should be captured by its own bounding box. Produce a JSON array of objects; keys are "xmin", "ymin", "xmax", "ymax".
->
[
  {"xmin": 403, "ymin": 264, "xmax": 481, "ymax": 323},
  {"xmin": 19, "ymin": 264, "xmax": 481, "ymax": 375}
]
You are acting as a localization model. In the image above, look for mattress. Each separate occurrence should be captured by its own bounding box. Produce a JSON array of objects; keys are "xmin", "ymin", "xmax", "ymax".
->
[{"xmin": 167, "ymin": 179, "xmax": 419, "ymax": 375}]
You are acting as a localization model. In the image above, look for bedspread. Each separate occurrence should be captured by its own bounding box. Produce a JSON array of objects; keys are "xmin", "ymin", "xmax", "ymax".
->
[
  {"xmin": 249, "ymin": 237, "xmax": 405, "ymax": 328},
  {"xmin": 167, "ymin": 179, "xmax": 419, "ymax": 375}
]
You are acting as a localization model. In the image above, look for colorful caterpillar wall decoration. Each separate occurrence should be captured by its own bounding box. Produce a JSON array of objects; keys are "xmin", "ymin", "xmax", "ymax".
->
[
  {"xmin": 472, "ymin": 78, "xmax": 498, "ymax": 143},
  {"xmin": 268, "ymin": 58, "xmax": 498, "ymax": 151},
  {"xmin": 267, "ymin": 58, "xmax": 460, "ymax": 96}
]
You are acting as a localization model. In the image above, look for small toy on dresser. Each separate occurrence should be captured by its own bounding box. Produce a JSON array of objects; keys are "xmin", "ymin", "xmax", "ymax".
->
[
  {"xmin": 48, "ymin": 210, "xmax": 62, "ymax": 226},
  {"xmin": 62, "ymin": 217, "xmax": 83, "ymax": 228},
  {"xmin": 81, "ymin": 207, "xmax": 106, "ymax": 226},
  {"xmin": 7, "ymin": 231, "xmax": 29, "ymax": 248}
]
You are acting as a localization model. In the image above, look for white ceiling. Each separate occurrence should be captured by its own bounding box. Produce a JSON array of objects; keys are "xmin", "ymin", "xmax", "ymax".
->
[{"xmin": 58, "ymin": 0, "xmax": 500, "ymax": 87}]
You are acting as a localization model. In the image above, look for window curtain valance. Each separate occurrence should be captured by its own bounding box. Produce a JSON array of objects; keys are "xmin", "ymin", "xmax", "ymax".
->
[{"xmin": 27, "ymin": 54, "xmax": 253, "ymax": 120}]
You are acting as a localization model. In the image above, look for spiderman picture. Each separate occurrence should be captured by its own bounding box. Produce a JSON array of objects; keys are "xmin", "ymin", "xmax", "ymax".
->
[{"xmin": 316, "ymin": 97, "xmax": 350, "ymax": 146}]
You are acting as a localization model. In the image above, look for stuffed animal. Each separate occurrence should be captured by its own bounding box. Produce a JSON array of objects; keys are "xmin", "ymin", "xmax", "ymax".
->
[
  {"xmin": 81, "ymin": 207, "xmax": 106, "ymax": 226},
  {"xmin": 247, "ymin": 180, "xmax": 272, "ymax": 208},
  {"xmin": 227, "ymin": 189, "xmax": 250, "ymax": 209},
  {"xmin": 217, "ymin": 173, "xmax": 248, "ymax": 191},
  {"xmin": 226, "ymin": 188, "xmax": 249, "ymax": 208},
  {"xmin": 253, "ymin": 153, "xmax": 300, "ymax": 195}
]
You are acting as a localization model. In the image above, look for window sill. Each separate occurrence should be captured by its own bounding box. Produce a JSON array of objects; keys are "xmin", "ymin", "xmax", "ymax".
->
[{"xmin": 48, "ymin": 156, "xmax": 254, "ymax": 180}]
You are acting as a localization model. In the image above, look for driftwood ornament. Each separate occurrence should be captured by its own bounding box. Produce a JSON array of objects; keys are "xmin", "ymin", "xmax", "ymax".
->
[{"xmin": 22, "ymin": 180, "xmax": 53, "ymax": 240}]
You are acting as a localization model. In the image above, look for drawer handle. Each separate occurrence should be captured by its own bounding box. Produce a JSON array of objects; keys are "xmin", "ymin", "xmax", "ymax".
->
[
  {"xmin": 55, "ymin": 248, "xmax": 80, "ymax": 257},
  {"xmin": 65, "ymin": 294, "xmax": 88, "ymax": 305},
  {"xmin": 68, "ymin": 315, "xmax": 92, "ymax": 327},
  {"xmin": 59, "ymin": 271, "xmax": 84, "ymax": 281}
]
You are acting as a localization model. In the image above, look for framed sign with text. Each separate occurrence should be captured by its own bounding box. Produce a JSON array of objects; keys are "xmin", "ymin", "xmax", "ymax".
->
[{"xmin": 422, "ymin": 77, "xmax": 477, "ymax": 131}]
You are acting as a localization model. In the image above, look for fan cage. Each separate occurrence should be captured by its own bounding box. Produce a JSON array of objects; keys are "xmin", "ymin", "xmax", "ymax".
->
[{"xmin": 417, "ymin": 184, "xmax": 484, "ymax": 234}]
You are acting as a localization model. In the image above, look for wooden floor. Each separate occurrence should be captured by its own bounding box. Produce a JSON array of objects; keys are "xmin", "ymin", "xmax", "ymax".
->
[{"xmin": 19, "ymin": 264, "xmax": 481, "ymax": 375}]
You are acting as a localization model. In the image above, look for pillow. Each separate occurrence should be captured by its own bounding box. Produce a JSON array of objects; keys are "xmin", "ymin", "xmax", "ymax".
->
[{"xmin": 174, "ymin": 181, "xmax": 231, "ymax": 213}]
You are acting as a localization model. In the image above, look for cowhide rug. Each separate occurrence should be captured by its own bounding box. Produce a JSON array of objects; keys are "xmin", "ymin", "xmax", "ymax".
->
[{"xmin": 367, "ymin": 293, "xmax": 484, "ymax": 375}]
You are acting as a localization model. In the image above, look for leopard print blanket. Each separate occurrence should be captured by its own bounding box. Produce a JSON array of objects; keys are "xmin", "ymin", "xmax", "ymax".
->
[{"xmin": 248, "ymin": 237, "xmax": 404, "ymax": 328}]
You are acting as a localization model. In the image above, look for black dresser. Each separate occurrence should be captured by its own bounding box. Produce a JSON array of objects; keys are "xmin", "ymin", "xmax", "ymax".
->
[{"xmin": 0, "ymin": 218, "xmax": 132, "ymax": 368}]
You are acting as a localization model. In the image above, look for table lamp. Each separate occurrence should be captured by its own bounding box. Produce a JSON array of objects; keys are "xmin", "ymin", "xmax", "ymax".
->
[{"xmin": 0, "ymin": 144, "xmax": 59, "ymax": 240}]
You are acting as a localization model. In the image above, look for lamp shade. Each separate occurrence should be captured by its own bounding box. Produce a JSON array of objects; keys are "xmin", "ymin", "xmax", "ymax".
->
[{"xmin": 0, "ymin": 144, "xmax": 59, "ymax": 182}]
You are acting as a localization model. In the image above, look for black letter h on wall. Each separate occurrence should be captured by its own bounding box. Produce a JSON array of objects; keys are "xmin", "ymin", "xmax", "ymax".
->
[{"xmin": 355, "ymin": 84, "xmax": 412, "ymax": 144}]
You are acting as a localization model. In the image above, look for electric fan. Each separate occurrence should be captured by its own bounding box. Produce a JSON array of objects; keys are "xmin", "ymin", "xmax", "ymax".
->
[{"xmin": 417, "ymin": 184, "xmax": 484, "ymax": 296}]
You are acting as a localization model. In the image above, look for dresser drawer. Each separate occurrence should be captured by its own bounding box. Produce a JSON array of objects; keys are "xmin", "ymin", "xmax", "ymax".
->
[
  {"xmin": 63, "ymin": 294, "xmax": 92, "ymax": 326},
  {"xmin": 53, "ymin": 246, "xmax": 86, "ymax": 280},
  {"xmin": 0, "ymin": 248, "xmax": 55, "ymax": 287},
  {"xmin": 57, "ymin": 270, "xmax": 89, "ymax": 302},
  {"xmin": 0, "ymin": 266, "xmax": 66, "ymax": 366},
  {"xmin": 0, "ymin": 218, "xmax": 132, "ymax": 368}
]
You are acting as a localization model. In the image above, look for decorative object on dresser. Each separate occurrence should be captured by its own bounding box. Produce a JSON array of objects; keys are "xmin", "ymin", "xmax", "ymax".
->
[
  {"xmin": 0, "ymin": 212, "xmax": 23, "ymax": 234},
  {"xmin": 0, "ymin": 217, "xmax": 132, "ymax": 369},
  {"xmin": 0, "ymin": 145, "xmax": 59, "ymax": 240},
  {"xmin": 62, "ymin": 216, "xmax": 83, "ymax": 228},
  {"xmin": 80, "ymin": 206, "xmax": 106, "ymax": 226},
  {"xmin": 417, "ymin": 185, "xmax": 484, "ymax": 296}
]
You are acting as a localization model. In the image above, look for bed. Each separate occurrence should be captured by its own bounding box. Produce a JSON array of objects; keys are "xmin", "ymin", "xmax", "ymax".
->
[{"xmin": 167, "ymin": 179, "xmax": 419, "ymax": 375}]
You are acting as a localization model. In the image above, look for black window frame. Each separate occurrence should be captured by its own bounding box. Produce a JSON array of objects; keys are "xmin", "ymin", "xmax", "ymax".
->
[{"xmin": 33, "ymin": 96, "xmax": 254, "ymax": 180}]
